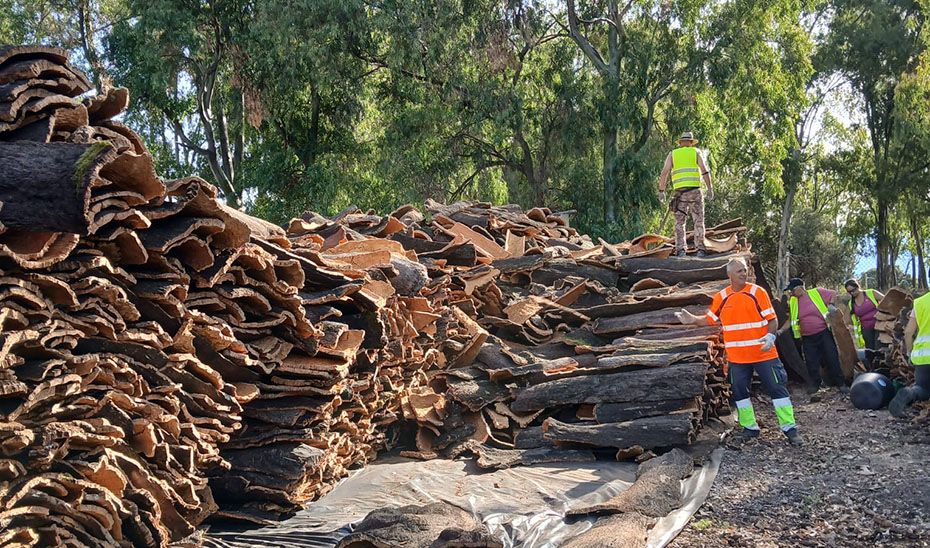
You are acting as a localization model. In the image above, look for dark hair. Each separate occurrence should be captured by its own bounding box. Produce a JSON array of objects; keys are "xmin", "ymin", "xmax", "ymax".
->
[{"xmin": 844, "ymin": 278, "xmax": 860, "ymax": 290}]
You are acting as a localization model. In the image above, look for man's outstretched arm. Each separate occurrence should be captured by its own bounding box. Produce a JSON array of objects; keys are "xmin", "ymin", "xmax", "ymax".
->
[{"xmin": 677, "ymin": 308, "xmax": 712, "ymax": 326}]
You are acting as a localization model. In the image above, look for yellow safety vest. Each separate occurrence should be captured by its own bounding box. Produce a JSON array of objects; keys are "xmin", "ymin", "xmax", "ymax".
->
[
  {"xmin": 911, "ymin": 292, "xmax": 930, "ymax": 365},
  {"xmin": 671, "ymin": 147, "xmax": 701, "ymax": 190},
  {"xmin": 849, "ymin": 289, "xmax": 879, "ymax": 347},
  {"xmin": 789, "ymin": 288, "xmax": 829, "ymax": 339}
]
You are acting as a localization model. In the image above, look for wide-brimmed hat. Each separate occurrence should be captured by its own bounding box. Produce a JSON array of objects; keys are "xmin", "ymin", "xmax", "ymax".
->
[{"xmin": 678, "ymin": 131, "xmax": 698, "ymax": 143}]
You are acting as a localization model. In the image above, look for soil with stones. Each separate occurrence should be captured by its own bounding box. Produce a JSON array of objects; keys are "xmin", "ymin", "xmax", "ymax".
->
[{"xmin": 671, "ymin": 385, "xmax": 930, "ymax": 548}]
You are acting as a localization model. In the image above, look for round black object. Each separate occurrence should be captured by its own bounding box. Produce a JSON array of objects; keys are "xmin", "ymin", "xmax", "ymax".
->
[{"xmin": 850, "ymin": 372, "xmax": 895, "ymax": 410}]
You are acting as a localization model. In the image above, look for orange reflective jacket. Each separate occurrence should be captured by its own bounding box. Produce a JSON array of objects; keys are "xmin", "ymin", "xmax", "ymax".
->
[{"xmin": 705, "ymin": 283, "xmax": 778, "ymax": 364}]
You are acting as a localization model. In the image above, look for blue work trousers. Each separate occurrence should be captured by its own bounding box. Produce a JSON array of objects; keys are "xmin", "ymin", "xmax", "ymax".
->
[{"xmin": 729, "ymin": 358, "xmax": 792, "ymax": 402}]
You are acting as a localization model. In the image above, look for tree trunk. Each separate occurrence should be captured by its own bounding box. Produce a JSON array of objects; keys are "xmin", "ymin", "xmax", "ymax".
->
[
  {"xmin": 529, "ymin": 170, "xmax": 547, "ymax": 207},
  {"xmin": 602, "ymin": 125, "xmax": 618, "ymax": 223},
  {"xmin": 524, "ymin": 159, "xmax": 547, "ymax": 208},
  {"xmin": 777, "ymin": 150, "xmax": 801, "ymax": 291},
  {"xmin": 222, "ymin": 184, "xmax": 241, "ymax": 207},
  {"xmin": 776, "ymin": 184, "xmax": 796, "ymax": 292},
  {"xmin": 77, "ymin": 0, "xmax": 109, "ymax": 91},
  {"xmin": 910, "ymin": 213, "xmax": 927, "ymax": 289},
  {"xmin": 876, "ymin": 198, "xmax": 891, "ymax": 289},
  {"xmin": 890, "ymin": 235, "xmax": 900, "ymax": 287}
]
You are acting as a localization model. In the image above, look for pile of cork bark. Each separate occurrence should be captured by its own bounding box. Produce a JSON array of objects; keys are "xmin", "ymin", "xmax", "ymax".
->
[
  {"xmin": 290, "ymin": 202, "xmax": 748, "ymax": 468},
  {"xmin": 869, "ymin": 288, "xmax": 914, "ymax": 379},
  {"xmin": 1, "ymin": 45, "xmax": 756, "ymax": 547},
  {"xmin": 0, "ymin": 45, "xmax": 469, "ymax": 544}
]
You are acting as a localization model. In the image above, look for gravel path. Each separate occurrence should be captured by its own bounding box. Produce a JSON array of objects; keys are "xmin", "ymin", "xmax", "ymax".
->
[{"xmin": 671, "ymin": 386, "xmax": 930, "ymax": 548}]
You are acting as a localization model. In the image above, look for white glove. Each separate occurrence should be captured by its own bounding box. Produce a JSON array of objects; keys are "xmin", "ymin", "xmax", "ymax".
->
[
  {"xmin": 659, "ymin": 190, "xmax": 667, "ymax": 203},
  {"xmin": 760, "ymin": 333, "xmax": 777, "ymax": 352},
  {"xmin": 705, "ymin": 187, "xmax": 715, "ymax": 202},
  {"xmin": 674, "ymin": 310, "xmax": 688, "ymax": 324}
]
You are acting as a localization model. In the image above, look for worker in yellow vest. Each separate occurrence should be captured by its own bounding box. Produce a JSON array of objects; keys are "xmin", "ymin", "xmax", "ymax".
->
[
  {"xmin": 657, "ymin": 132, "xmax": 714, "ymax": 258},
  {"xmin": 890, "ymin": 292, "xmax": 930, "ymax": 416},
  {"xmin": 844, "ymin": 278, "xmax": 884, "ymax": 369},
  {"xmin": 776, "ymin": 278, "xmax": 848, "ymax": 395}
]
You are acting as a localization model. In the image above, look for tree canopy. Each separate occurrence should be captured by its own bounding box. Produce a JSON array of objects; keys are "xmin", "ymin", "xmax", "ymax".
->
[{"xmin": 2, "ymin": 0, "xmax": 929, "ymax": 289}]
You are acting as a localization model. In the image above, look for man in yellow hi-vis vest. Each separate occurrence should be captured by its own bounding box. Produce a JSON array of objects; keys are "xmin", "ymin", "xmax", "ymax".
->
[
  {"xmin": 657, "ymin": 132, "xmax": 715, "ymax": 258},
  {"xmin": 890, "ymin": 292, "xmax": 930, "ymax": 416},
  {"xmin": 776, "ymin": 277, "xmax": 847, "ymax": 395}
]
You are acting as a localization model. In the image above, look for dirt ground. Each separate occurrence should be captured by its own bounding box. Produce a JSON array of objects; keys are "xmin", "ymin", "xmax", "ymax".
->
[{"xmin": 671, "ymin": 385, "xmax": 930, "ymax": 548}]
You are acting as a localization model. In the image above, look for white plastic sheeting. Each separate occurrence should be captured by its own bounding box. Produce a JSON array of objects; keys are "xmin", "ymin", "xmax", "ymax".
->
[{"xmin": 204, "ymin": 449, "xmax": 721, "ymax": 548}]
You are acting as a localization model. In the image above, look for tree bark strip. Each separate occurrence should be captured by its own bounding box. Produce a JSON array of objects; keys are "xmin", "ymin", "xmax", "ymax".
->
[
  {"xmin": 0, "ymin": 141, "xmax": 115, "ymax": 233},
  {"xmin": 543, "ymin": 414, "xmax": 694, "ymax": 449},
  {"xmin": 625, "ymin": 266, "xmax": 728, "ymax": 288},
  {"xmin": 511, "ymin": 362, "xmax": 707, "ymax": 412},
  {"xmin": 594, "ymin": 398, "xmax": 697, "ymax": 423},
  {"xmin": 591, "ymin": 305, "xmax": 706, "ymax": 336}
]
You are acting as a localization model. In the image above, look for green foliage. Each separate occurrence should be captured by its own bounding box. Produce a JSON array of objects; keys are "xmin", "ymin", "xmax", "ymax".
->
[
  {"xmin": 822, "ymin": 0, "xmax": 927, "ymax": 287},
  {"xmin": 788, "ymin": 206, "xmax": 857, "ymax": 286},
  {"xmin": 3, "ymin": 0, "xmax": 928, "ymax": 285},
  {"xmin": 699, "ymin": 0, "xmax": 814, "ymax": 196}
]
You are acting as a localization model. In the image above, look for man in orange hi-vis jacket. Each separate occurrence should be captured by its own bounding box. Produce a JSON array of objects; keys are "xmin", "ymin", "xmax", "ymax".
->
[{"xmin": 675, "ymin": 257, "xmax": 802, "ymax": 446}]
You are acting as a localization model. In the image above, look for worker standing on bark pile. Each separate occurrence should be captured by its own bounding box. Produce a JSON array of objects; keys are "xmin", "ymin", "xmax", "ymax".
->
[
  {"xmin": 890, "ymin": 292, "xmax": 930, "ymax": 417},
  {"xmin": 777, "ymin": 278, "xmax": 848, "ymax": 396},
  {"xmin": 844, "ymin": 278, "xmax": 884, "ymax": 370},
  {"xmin": 675, "ymin": 258, "xmax": 803, "ymax": 446},
  {"xmin": 657, "ymin": 132, "xmax": 715, "ymax": 258}
]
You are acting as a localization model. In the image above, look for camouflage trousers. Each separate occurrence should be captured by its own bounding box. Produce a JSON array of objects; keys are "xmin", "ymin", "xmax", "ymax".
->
[{"xmin": 672, "ymin": 188, "xmax": 706, "ymax": 252}]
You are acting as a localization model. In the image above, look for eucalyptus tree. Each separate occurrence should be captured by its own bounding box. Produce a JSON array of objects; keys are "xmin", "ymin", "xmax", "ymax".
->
[
  {"xmin": 107, "ymin": 0, "xmax": 369, "ymax": 209},
  {"xmin": 823, "ymin": 0, "xmax": 927, "ymax": 288},
  {"xmin": 108, "ymin": 0, "xmax": 252, "ymax": 206},
  {"xmin": 562, "ymin": 0, "xmax": 702, "ymax": 229},
  {"xmin": 561, "ymin": 0, "xmax": 812, "ymax": 240}
]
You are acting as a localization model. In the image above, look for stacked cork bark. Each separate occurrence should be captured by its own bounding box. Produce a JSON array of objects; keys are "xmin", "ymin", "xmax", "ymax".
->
[
  {"xmin": 293, "ymin": 202, "xmax": 745, "ymax": 466},
  {"xmin": 215, "ymin": 215, "xmax": 480, "ymax": 524},
  {"xmin": 869, "ymin": 288, "xmax": 913, "ymax": 379},
  {"xmin": 0, "ymin": 45, "xmax": 253, "ymax": 546},
  {"xmin": 0, "ymin": 45, "xmax": 462, "ymax": 542},
  {"xmin": 1, "ymin": 45, "xmax": 758, "ymax": 545}
]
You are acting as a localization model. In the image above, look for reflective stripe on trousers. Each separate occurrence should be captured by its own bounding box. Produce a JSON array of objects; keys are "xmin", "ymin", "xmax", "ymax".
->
[
  {"xmin": 735, "ymin": 398, "xmax": 759, "ymax": 430},
  {"xmin": 730, "ymin": 359, "xmax": 796, "ymax": 432}
]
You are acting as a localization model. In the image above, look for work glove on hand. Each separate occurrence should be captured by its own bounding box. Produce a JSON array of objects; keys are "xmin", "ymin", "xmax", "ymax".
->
[
  {"xmin": 674, "ymin": 310, "xmax": 689, "ymax": 324},
  {"xmin": 705, "ymin": 187, "xmax": 715, "ymax": 202},
  {"xmin": 659, "ymin": 190, "xmax": 667, "ymax": 203},
  {"xmin": 760, "ymin": 332, "xmax": 777, "ymax": 352},
  {"xmin": 827, "ymin": 304, "xmax": 838, "ymax": 314}
]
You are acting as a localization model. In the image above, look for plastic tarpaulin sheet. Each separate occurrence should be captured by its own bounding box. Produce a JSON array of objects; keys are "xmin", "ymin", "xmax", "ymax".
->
[{"xmin": 204, "ymin": 449, "xmax": 721, "ymax": 548}]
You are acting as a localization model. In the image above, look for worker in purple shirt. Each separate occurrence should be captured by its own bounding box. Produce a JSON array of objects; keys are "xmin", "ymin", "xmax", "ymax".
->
[
  {"xmin": 776, "ymin": 278, "xmax": 848, "ymax": 394},
  {"xmin": 844, "ymin": 278, "xmax": 884, "ymax": 369}
]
